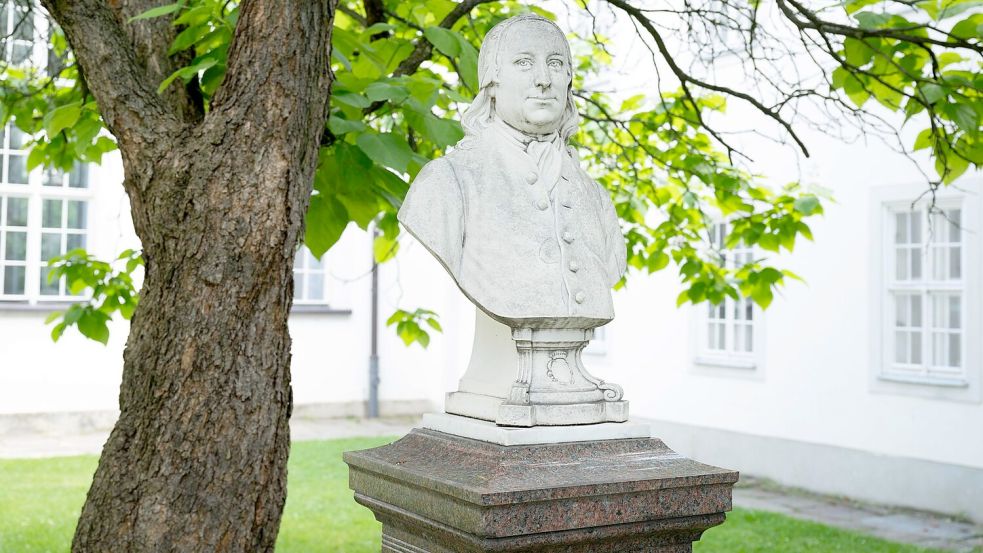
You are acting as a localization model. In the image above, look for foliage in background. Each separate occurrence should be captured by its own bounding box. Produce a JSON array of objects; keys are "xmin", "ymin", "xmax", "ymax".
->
[
  {"xmin": 43, "ymin": 249, "xmax": 142, "ymax": 344},
  {"xmin": 2, "ymin": 0, "xmax": 978, "ymax": 344}
]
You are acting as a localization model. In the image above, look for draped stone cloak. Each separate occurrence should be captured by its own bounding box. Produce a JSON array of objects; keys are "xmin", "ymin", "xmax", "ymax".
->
[{"xmin": 398, "ymin": 123, "xmax": 627, "ymax": 329}]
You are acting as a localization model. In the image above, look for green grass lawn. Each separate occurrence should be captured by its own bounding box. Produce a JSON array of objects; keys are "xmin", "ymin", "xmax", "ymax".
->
[{"xmin": 0, "ymin": 436, "xmax": 949, "ymax": 553}]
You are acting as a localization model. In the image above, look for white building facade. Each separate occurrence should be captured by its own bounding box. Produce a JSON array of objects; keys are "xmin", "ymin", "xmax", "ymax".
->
[{"xmin": 1, "ymin": 1, "xmax": 980, "ymax": 525}]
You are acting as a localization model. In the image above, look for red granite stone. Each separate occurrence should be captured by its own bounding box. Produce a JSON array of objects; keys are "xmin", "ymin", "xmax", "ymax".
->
[{"xmin": 344, "ymin": 429, "xmax": 738, "ymax": 552}]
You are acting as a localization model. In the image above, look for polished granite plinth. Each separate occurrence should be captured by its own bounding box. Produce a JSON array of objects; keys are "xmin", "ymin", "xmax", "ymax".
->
[{"xmin": 344, "ymin": 428, "xmax": 738, "ymax": 552}]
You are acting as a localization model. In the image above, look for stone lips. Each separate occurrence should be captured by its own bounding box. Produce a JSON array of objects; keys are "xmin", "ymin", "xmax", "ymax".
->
[{"xmin": 345, "ymin": 429, "xmax": 739, "ymax": 551}]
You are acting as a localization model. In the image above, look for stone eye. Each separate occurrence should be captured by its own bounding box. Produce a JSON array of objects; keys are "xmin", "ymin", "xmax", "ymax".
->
[
  {"xmin": 548, "ymin": 59, "xmax": 564, "ymax": 69},
  {"xmin": 515, "ymin": 58, "xmax": 532, "ymax": 68}
]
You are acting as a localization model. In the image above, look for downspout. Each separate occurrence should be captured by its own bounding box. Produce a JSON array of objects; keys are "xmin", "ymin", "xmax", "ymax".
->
[{"xmin": 368, "ymin": 223, "xmax": 380, "ymax": 418}]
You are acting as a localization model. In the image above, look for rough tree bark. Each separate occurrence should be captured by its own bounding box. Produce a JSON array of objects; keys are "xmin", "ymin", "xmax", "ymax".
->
[{"xmin": 39, "ymin": 1, "xmax": 337, "ymax": 551}]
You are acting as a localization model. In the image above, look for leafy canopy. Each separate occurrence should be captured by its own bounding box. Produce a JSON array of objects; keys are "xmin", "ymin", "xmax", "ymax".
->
[{"xmin": 1, "ymin": 0, "xmax": 978, "ymax": 344}]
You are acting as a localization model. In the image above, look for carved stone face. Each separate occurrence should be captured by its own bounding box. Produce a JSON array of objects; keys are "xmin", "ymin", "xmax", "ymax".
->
[{"xmin": 492, "ymin": 20, "xmax": 571, "ymax": 135}]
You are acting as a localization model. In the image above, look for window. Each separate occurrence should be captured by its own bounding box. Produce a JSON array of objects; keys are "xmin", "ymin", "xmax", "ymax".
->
[
  {"xmin": 293, "ymin": 246, "xmax": 329, "ymax": 305},
  {"xmin": 694, "ymin": 222, "xmax": 759, "ymax": 370},
  {"xmin": 2, "ymin": 0, "xmax": 36, "ymax": 66},
  {"xmin": 870, "ymin": 183, "xmax": 981, "ymax": 402},
  {"xmin": 885, "ymin": 206, "xmax": 965, "ymax": 381},
  {"xmin": 0, "ymin": 124, "xmax": 90, "ymax": 302}
]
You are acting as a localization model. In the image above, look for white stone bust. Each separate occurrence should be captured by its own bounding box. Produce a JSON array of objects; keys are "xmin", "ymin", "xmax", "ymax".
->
[{"xmin": 399, "ymin": 14, "xmax": 627, "ymax": 330}]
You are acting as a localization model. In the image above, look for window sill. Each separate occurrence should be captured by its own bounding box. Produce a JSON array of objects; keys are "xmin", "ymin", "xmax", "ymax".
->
[
  {"xmin": 0, "ymin": 300, "xmax": 79, "ymax": 312},
  {"xmin": 694, "ymin": 355, "xmax": 756, "ymax": 370},
  {"xmin": 878, "ymin": 372, "xmax": 969, "ymax": 389},
  {"xmin": 290, "ymin": 304, "xmax": 352, "ymax": 315}
]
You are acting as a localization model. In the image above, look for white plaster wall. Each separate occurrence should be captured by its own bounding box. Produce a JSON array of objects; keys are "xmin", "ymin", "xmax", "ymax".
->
[
  {"xmin": 607, "ymin": 121, "xmax": 983, "ymax": 471},
  {"xmin": 0, "ymin": 151, "xmax": 452, "ymax": 416}
]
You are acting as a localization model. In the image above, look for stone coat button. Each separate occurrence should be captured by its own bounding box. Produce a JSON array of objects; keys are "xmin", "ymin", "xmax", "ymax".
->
[
  {"xmin": 574, "ymin": 291, "xmax": 586, "ymax": 304},
  {"xmin": 562, "ymin": 231, "xmax": 574, "ymax": 243},
  {"xmin": 526, "ymin": 172, "xmax": 538, "ymax": 184},
  {"xmin": 535, "ymin": 198, "xmax": 550, "ymax": 211},
  {"xmin": 569, "ymin": 261, "xmax": 579, "ymax": 272}
]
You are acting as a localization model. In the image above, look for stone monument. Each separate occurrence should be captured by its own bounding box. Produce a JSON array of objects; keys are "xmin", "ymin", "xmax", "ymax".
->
[{"xmin": 345, "ymin": 14, "xmax": 737, "ymax": 552}]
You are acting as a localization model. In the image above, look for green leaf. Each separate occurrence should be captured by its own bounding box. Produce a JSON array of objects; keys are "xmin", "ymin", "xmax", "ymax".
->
[
  {"xmin": 373, "ymin": 233, "xmax": 400, "ymax": 263},
  {"xmin": 793, "ymin": 195, "xmax": 821, "ymax": 215},
  {"xmin": 77, "ymin": 309, "xmax": 110, "ymax": 345},
  {"xmin": 128, "ymin": 1, "xmax": 184, "ymax": 22},
  {"xmin": 356, "ymin": 132, "xmax": 415, "ymax": 173},
  {"xmin": 751, "ymin": 282, "xmax": 774, "ymax": 309},
  {"xmin": 920, "ymin": 83, "xmax": 946, "ymax": 104},
  {"xmin": 426, "ymin": 318, "xmax": 443, "ymax": 332},
  {"xmin": 843, "ymin": 38, "xmax": 873, "ymax": 66},
  {"xmin": 157, "ymin": 58, "xmax": 218, "ymax": 94},
  {"xmin": 951, "ymin": 104, "xmax": 979, "ymax": 135},
  {"xmin": 305, "ymin": 194, "xmax": 349, "ymax": 257},
  {"xmin": 43, "ymin": 102, "xmax": 81, "ymax": 138},
  {"xmin": 423, "ymin": 27, "xmax": 461, "ymax": 57},
  {"xmin": 364, "ymin": 82, "xmax": 410, "ymax": 103}
]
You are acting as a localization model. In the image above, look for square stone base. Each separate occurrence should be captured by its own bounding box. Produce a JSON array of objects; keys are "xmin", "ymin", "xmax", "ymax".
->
[{"xmin": 345, "ymin": 428, "xmax": 738, "ymax": 552}]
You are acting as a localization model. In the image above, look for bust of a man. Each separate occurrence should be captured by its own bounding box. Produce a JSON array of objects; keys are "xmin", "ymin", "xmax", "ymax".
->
[{"xmin": 399, "ymin": 14, "xmax": 626, "ymax": 330}]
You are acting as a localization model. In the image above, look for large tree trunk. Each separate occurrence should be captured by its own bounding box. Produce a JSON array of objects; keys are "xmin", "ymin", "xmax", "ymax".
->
[{"xmin": 40, "ymin": 1, "xmax": 337, "ymax": 551}]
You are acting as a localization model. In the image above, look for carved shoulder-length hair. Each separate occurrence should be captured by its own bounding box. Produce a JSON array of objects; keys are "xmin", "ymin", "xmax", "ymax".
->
[{"xmin": 459, "ymin": 14, "xmax": 580, "ymax": 148}]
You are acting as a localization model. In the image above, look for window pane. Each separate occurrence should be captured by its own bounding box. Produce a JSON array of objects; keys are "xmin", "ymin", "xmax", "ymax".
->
[
  {"xmin": 745, "ymin": 324, "xmax": 753, "ymax": 351},
  {"xmin": 932, "ymin": 246, "xmax": 946, "ymax": 280},
  {"xmin": 66, "ymin": 201, "xmax": 86, "ymax": 229},
  {"xmin": 910, "ymin": 213, "xmax": 921, "ymax": 243},
  {"xmin": 5, "ymin": 196, "xmax": 27, "ymax": 226},
  {"xmin": 911, "ymin": 295, "xmax": 921, "ymax": 328},
  {"xmin": 949, "ymin": 246, "xmax": 960, "ymax": 279},
  {"xmin": 293, "ymin": 270, "xmax": 304, "ymax": 300},
  {"xmin": 949, "ymin": 295, "xmax": 961, "ymax": 330},
  {"xmin": 949, "ymin": 210, "xmax": 961, "ymax": 243},
  {"xmin": 895, "ymin": 213, "xmax": 908, "ymax": 244},
  {"xmin": 4, "ymin": 230, "xmax": 26, "ymax": 260},
  {"xmin": 43, "ymin": 168, "xmax": 64, "ymax": 187},
  {"xmin": 309, "ymin": 272, "xmax": 324, "ymax": 300},
  {"xmin": 42, "ymin": 199, "xmax": 62, "ymax": 228},
  {"xmin": 895, "ymin": 249, "xmax": 908, "ymax": 280},
  {"xmin": 745, "ymin": 298, "xmax": 753, "ymax": 321},
  {"xmin": 10, "ymin": 42, "xmax": 30, "ymax": 64},
  {"xmin": 8, "ymin": 126, "xmax": 28, "ymax": 149},
  {"xmin": 39, "ymin": 266, "xmax": 59, "ymax": 295},
  {"xmin": 68, "ymin": 163, "xmax": 88, "ymax": 188},
  {"xmin": 308, "ymin": 253, "xmax": 322, "ymax": 271},
  {"xmin": 3, "ymin": 265, "xmax": 25, "ymax": 294},
  {"xmin": 910, "ymin": 331, "xmax": 921, "ymax": 364},
  {"xmin": 894, "ymin": 331, "xmax": 908, "ymax": 364},
  {"xmin": 6, "ymin": 154, "xmax": 28, "ymax": 184},
  {"xmin": 949, "ymin": 334, "xmax": 961, "ymax": 368},
  {"xmin": 910, "ymin": 249, "xmax": 921, "ymax": 280},
  {"xmin": 41, "ymin": 232, "xmax": 61, "ymax": 260},
  {"xmin": 895, "ymin": 295, "xmax": 909, "ymax": 327},
  {"xmin": 11, "ymin": 10, "xmax": 32, "ymax": 41},
  {"xmin": 933, "ymin": 333, "xmax": 946, "ymax": 367},
  {"xmin": 716, "ymin": 323, "xmax": 725, "ymax": 349},
  {"xmin": 66, "ymin": 233, "xmax": 84, "ymax": 251},
  {"xmin": 707, "ymin": 323, "xmax": 716, "ymax": 350},
  {"xmin": 734, "ymin": 325, "xmax": 744, "ymax": 353}
]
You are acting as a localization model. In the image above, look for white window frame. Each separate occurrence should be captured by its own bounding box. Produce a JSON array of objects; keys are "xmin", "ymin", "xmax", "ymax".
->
[
  {"xmin": 869, "ymin": 181, "xmax": 982, "ymax": 403},
  {"xmin": 0, "ymin": 126, "xmax": 92, "ymax": 304},
  {"xmin": 292, "ymin": 245, "xmax": 331, "ymax": 306},
  {"xmin": 691, "ymin": 221, "xmax": 765, "ymax": 377}
]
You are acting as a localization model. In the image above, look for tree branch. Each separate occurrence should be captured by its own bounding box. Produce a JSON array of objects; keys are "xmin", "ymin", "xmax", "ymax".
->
[
  {"xmin": 603, "ymin": 0, "xmax": 810, "ymax": 157},
  {"xmin": 209, "ymin": 0, "xmax": 337, "ymax": 139},
  {"xmin": 39, "ymin": 0, "xmax": 184, "ymax": 157}
]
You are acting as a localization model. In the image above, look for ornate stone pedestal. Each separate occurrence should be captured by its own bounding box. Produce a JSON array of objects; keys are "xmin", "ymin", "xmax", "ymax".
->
[
  {"xmin": 344, "ymin": 429, "xmax": 739, "ymax": 552},
  {"xmin": 446, "ymin": 312, "xmax": 628, "ymax": 427}
]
